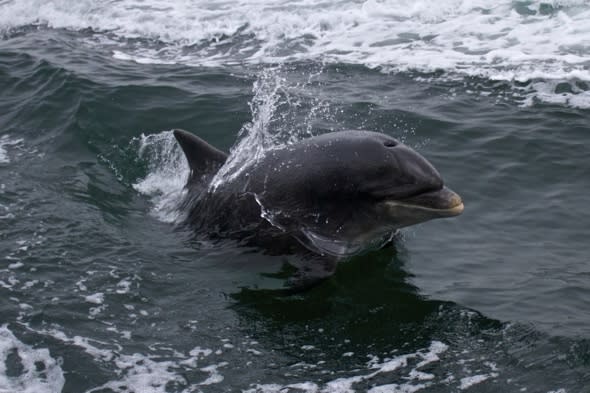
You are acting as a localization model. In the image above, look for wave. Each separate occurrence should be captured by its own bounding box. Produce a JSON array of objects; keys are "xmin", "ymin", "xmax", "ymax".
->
[
  {"xmin": 1, "ymin": 0, "xmax": 589, "ymax": 82},
  {"xmin": 2, "ymin": 1, "xmax": 590, "ymax": 108}
]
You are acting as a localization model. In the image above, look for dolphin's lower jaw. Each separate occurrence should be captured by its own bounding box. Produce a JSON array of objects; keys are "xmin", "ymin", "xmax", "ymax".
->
[{"xmin": 383, "ymin": 186, "xmax": 464, "ymax": 223}]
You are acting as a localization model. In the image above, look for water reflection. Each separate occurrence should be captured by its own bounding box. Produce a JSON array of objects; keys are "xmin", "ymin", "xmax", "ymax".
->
[{"xmin": 231, "ymin": 245, "xmax": 497, "ymax": 349}]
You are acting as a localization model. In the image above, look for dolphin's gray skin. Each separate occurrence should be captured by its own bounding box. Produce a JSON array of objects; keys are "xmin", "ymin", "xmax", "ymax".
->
[{"xmin": 173, "ymin": 129, "xmax": 463, "ymax": 288}]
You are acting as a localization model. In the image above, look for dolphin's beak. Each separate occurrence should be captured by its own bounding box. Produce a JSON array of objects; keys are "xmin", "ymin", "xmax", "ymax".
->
[{"xmin": 396, "ymin": 186, "xmax": 464, "ymax": 217}]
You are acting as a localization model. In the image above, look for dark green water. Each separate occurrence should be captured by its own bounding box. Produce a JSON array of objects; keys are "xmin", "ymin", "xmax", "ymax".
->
[{"xmin": 1, "ymin": 25, "xmax": 590, "ymax": 393}]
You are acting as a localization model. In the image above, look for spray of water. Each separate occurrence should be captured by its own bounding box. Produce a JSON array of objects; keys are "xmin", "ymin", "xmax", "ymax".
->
[
  {"xmin": 134, "ymin": 66, "xmax": 332, "ymax": 222},
  {"xmin": 132, "ymin": 131, "xmax": 189, "ymax": 223},
  {"xmin": 210, "ymin": 67, "xmax": 286, "ymax": 189},
  {"xmin": 211, "ymin": 65, "xmax": 330, "ymax": 189}
]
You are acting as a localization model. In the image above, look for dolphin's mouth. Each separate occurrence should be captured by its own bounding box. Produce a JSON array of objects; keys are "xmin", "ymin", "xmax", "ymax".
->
[{"xmin": 387, "ymin": 186, "xmax": 464, "ymax": 217}]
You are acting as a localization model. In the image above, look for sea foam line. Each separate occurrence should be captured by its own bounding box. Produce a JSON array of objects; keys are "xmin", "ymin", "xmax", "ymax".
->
[{"xmin": 25, "ymin": 325, "xmax": 226, "ymax": 393}]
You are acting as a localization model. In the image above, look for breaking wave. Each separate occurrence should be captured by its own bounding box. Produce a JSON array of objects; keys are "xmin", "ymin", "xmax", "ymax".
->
[{"xmin": 2, "ymin": 0, "xmax": 590, "ymax": 107}]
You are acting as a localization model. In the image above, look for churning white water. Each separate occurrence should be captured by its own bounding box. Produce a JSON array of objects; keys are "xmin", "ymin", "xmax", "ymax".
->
[{"xmin": 1, "ymin": 0, "xmax": 589, "ymax": 86}]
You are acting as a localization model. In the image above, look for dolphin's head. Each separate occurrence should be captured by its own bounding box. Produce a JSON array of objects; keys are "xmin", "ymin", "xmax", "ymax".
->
[
  {"xmin": 255, "ymin": 131, "xmax": 463, "ymax": 256},
  {"xmin": 352, "ymin": 132, "xmax": 464, "ymax": 226}
]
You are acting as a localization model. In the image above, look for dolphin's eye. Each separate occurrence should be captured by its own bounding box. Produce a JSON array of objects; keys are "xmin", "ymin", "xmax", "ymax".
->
[{"xmin": 383, "ymin": 140, "xmax": 397, "ymax": 147}]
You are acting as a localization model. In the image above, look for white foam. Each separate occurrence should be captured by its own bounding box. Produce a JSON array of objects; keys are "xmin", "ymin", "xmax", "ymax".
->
[
  {"xmin": 188, "ymin": 347, "xmax": 212, "ymax": 358},
  {"xmin": 244, "ymin": 384, "xmax": 285, "ymax": 393},
  {"xmin": 132, "ymin": 131, "xmax": 188, "ymax": 223},
  {"xmin": 288, "ymin": 382, "xmax": 320, "ymax": 392},
  {"xmin": 75, "ymin": 278, "xmax": 87, "ymax": 292},
  {"xmin": 31, "ymin": 326, "xmax": 222, "ymax": 393},
  {"xmin": 7, "ymin": 325, "xmax": 501, "ymax": 393},
  {"xmin": 85, "ymin": 352, "xmax": 182, "ymax": 393},
  {"xmin": 199, "ymin": 362, "xmax": 227, "ymax": 385},
  {"xmin": 0, "ymin": 136, "xmax": 22, "ymax": 164},
  {"xmin": 84, "ymin": 292, "xmax": 104, "ymax": 304},
  {"xmin": 8, "ymin": 262, "xmax": 24, "ymax": 270},
  {"xmin": 115, "ymin": 278, "xmax": 132, "ymax": 294},
  {"xmin": 416, "ymin": 340, "xmax": 447, "ymax": 367},
  {"xmin": 2, "ymin": 1, "xmax": 589, "ymax": 91},
  {"xmin": 0, "ymin": 325, "xmax": 65, "ymax": 393},
  {"xmin": 246, "ymin": 340, "xmax": 450, "ymax": 393},
  {"xmin": 459, "ymin": 373, "xmax": 498, "ymax": 390},
  {"xmin": 521, "ymin": 80, "xmax": 590, "ymax": 108},
  {"xmin": 367, "ymin": 383, "xmax": 427, "ymax": 393}
]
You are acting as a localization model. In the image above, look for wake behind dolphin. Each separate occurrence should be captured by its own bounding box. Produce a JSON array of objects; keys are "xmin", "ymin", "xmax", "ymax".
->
[{"xmin": 172, "ymin": 129, "xmax": 463, "ymax": 289}]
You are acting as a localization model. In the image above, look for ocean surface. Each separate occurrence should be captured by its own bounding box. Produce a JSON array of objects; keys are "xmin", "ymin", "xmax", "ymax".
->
[{"xmin": 1, "ymin": 1, "xmax": 590, "ymax": 392}]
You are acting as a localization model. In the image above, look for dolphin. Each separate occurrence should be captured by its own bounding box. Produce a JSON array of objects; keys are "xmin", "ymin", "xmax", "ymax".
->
[{"xmin": 173, "ymin": 129, "xmax": 463, "ymax": 288}]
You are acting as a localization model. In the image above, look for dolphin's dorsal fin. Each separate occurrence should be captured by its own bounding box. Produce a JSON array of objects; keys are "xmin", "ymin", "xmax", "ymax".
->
[{"xmin": 173, "ymin": 129, "xmax": 228, "ymax": 180}]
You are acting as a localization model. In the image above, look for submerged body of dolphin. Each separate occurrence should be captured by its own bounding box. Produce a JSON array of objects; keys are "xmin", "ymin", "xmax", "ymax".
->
[{"xmin": 173, "ymin": 129, "xmax": 463, "ymax": 288}]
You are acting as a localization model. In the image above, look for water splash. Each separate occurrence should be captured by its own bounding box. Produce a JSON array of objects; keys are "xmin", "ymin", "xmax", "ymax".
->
[
  {"xmin": 133, "ymin": 66, "xmax": 332, "ymax": 223},
  {"xmin": 132, "ymin": 131, "xmax": 188, "ymax": 223},
  {"xmin": 211, "ymin": 65, "xmax": 330, "ymax": 190},
  {"xmin": 210, "ymin": 67, "xmax": 286, "ymax": 189}
]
